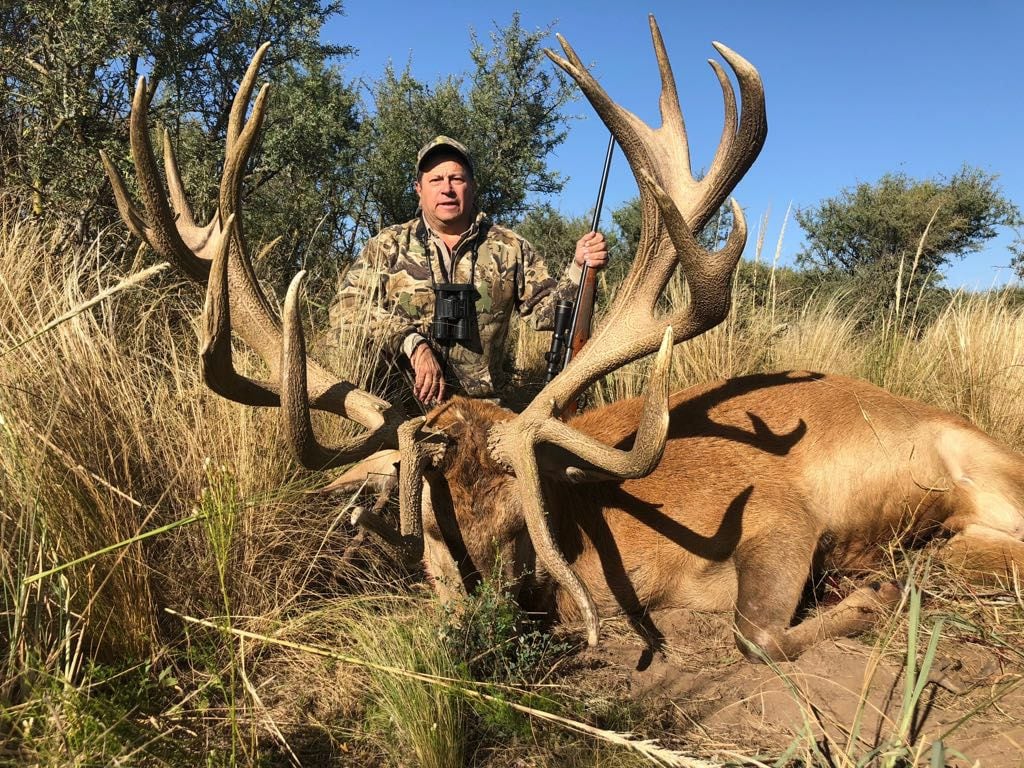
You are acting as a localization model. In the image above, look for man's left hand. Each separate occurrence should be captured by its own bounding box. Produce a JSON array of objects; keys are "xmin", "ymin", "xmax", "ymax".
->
[{"xmin": 574, "ymin": 232, "xmax": 608, "ymax": 270}]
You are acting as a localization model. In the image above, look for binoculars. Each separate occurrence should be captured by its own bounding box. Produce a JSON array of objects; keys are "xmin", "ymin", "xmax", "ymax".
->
[{"xmin": 431, "ymin": 283, "xmax": 481, "ymax": 347}]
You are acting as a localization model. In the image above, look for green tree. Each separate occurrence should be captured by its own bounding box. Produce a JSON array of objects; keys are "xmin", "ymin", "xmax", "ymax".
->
[
  {"xmin": 1, "ymin": 0, "xmax": 150, "ymax": 218},
  {"xmin": 356, "ymin": 13, "xmax": 576, "ymax": 233},
  {"xmin": 1011, "ymin": 235, "xmax": 1024, "ymax": 281},
  {"xmin": 517, "ymin": 204, "xmax": 589, "ymax": 281},
  {"xmin": 796, "ymin": 167, "xmax": 1022, "ymax": 282},
  {"xmin": 466, "ymin": 14, "xmax": 574, "ymax": 223},
  {"xmin": 0, "ymin": 0, "xmax": 352, "ymax": 247}
]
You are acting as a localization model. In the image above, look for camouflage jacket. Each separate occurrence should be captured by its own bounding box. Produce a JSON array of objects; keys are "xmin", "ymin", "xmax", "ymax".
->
[{"xmin": 328, "ymin": 213, "xmax": 580, "ymax": 398}]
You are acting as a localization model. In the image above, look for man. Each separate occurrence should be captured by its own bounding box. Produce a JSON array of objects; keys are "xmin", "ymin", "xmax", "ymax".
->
[{"xmin": 330, "ymin": 135, "xmax": 607, "ymax": 405}]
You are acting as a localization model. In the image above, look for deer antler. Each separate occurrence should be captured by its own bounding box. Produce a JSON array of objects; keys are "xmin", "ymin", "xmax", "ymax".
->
[
  {"xmin": 101, "ymin": 43, "xmax": 403, "ymax": 468},
  {"xmin": 488, "ymin": 16, "xmax": 767, "ymax": 644}
]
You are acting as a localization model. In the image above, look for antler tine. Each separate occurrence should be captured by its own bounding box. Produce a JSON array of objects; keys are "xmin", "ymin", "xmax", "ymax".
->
[
  {"xmin": 162, "ymin": 131, "xmax": 197, "ymax": 230},
  {"xmin": 702, "ymin": 42, "xmax": 767, "ymax": 228},
  {"xmin": 162, "ymin": 129, "xmax": 224, "ymax": 263},
  {"xmin": 645, "ymin": 174, "xmax": 747, "ymax": 334},
  {"xmin": 534, "ymin": 327, "xmax": 674, "ymax": 477},
  {"xmin": 544, "ymin": 33, "xmax": 659, "ymax": 185},
  {"xmin": 116, "ymin": 76, "xmax": 213, "ymax": 282},
  {"xmin": 490, "ymin": 21, "xmax": 766, "ymax": 644},
  {"xmin": 500, "ymin": 425, "xmax": 601, "ymax": 646},
  {"xmin": 106, "ymin": 43, "xmax": 402, "ymax": 468},
  {"xmin": 99, "ymin": 150, "xmax": 150, "ymax": 242},
  {"xmin": 227, "ymin": 42, "xmax": 270, "ymax": 149},
  {"xmin": 281, "ymin": 272, "xmax": 398, "ymax": 469},
  {"xmin": 216, "ymin": 44, "xmax": 280, "ymax": 326},
  {"xmin": 220, "ymin": 43, "xmax": 271, "ymax": 238},
  {"xmin": 201, "ymin": 213, "xmax": 278, "ymax": 406}
]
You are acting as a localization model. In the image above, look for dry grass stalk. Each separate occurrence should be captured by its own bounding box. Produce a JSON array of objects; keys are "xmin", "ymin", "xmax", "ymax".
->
[
  {"xmin": 2, "ymin": 207, "xmax": 1022, "ymax": 764},
  {"xmin": 169, "ymin": 608, "xmax": 711, "ymax": 768}
]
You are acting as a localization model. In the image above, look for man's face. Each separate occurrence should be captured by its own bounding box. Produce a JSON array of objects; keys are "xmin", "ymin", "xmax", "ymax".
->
[{"xmin": 415, "ymin": 153, "xmax": 476, "ymax": 233}]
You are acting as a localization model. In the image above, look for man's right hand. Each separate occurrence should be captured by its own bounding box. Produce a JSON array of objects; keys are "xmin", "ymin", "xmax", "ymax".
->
[{"xmin": 410, "ymin": 342, "xmax": 446, "ymax": 404}]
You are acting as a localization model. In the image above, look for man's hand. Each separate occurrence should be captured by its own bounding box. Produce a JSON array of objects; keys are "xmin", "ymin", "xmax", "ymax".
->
[
  {"xmin": 410, "ymin": 342, "xmax": 446, "ymax": 404},
  {"xmin": 574, "ymin": 231, "xmax": 609, "ymax": 270}
]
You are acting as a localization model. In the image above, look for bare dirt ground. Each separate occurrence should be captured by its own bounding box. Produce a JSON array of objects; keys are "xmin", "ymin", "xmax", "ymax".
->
[{"xmin": 573, "ymin": 607, "xmax": 1024, "ymax": 766}]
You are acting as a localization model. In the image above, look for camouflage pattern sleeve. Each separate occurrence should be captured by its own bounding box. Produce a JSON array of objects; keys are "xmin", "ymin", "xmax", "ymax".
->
[
  {"xmin": 515, "ymin": 237, "xmax": 581, "ymax": 332},
  {"xmin": 327, "ymin": 237, "xmax": 420, "ymax": 358}
]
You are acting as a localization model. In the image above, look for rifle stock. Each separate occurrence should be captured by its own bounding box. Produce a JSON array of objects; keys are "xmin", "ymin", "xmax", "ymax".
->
[
  {"xmin": 560, "ymin": 266, "xmax": 595, "ymax": 416},
  {"xmin": 568, "ymin": 267, "xmax": 597, "ymax": 362},
  {"xmin": 559, "ymin": 134, "xmax": 614, "ymax": 415}
]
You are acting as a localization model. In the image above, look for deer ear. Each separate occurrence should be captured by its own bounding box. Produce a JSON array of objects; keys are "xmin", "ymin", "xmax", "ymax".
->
[
  {"xmin": 535, "ymin": 444, "xmax": 621, "ymax": 484},
  {"xmin": 563, "ymin": 466, "xmax": 621, "ymax": 484},
  {"xmin": 313, "ymin": 449, "xmax": 400, "ymax": 494}
]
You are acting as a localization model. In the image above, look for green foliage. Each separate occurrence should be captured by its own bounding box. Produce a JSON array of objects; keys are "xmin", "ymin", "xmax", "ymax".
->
[
  {"xmin": 1011, "ymin": 239, "xmax": 1024, "ymax": 280},
  {"xmin": 357, "ymin": 13, "xmax": 576, "ymax": 230},
  {"xmin": 437, "ymin": 571, "xmax": 573, "ymax": 751},
  {"xmin": 441, "ymin": 573, "xmax": 570, "ymax": 686},
  {"xmin": 1, "ymin": 1, "xmax": 350, "ymax": 239},
  {"xmin": 733, "ymin": 256, "xmax": 807, "ymax": 310},
  {"xmin": 1, "ymin": 0, "xmax": 148, "ymax": 216},
  {"xmin": 796, "ymin": 166, "xmax": 1022, "ymax": 292},
  {"xmin": 1, "ymin": 651, "xmax": 184, "ymax": 764},
  {"xmin": 517, "ymin": 203, "xmax": 591, "ymax": 280},
  {"xmin": 337, "ymin": 600, "xmax": 469, "ymax": 768},
  {"xmin": 466, "ymin": 15, "xmax": 576, "ymax": 224}
]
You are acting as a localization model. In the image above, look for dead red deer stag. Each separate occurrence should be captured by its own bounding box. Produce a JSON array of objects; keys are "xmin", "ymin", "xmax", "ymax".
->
[{"xmin": 104, "ymin": 19, "xmax": 1024, "ymax": 662}]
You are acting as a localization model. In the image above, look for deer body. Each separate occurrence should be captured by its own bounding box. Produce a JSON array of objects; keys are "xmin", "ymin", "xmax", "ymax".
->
[{"xmin": 423, "ymin": 373, "xmax": 1024, "ymax": 660}]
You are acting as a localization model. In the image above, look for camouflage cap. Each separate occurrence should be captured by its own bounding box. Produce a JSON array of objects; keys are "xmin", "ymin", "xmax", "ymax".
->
[{"xmin": 416, "ymin": 135, "xmax": 473, "ymax": 175}]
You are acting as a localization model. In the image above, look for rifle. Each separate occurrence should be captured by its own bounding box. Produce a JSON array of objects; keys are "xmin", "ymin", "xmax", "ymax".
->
[{"xmin": 544, "ymin": 134, "xmax": 615, "ymax": 405}]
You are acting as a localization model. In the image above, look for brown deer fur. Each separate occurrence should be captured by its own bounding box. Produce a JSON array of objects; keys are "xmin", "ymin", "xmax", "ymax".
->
[{"xmin": 418, "ymin": 372, "xmax": 1024, "ymax": 661}]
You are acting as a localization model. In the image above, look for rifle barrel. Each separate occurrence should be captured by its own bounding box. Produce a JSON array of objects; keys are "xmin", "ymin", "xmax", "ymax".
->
[
  {"xmin": 589, "ymin": 134, "xmax": 615, "ymax": 233},
  {"xmin": 564, "ymin": 133, "xmax": 615, "ymax": 370}
]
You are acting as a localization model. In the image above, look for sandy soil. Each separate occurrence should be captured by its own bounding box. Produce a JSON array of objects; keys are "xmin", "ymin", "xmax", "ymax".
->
[{"xmin": 573, "ymin": 607, "xmax": 1024, "ymax": 766}]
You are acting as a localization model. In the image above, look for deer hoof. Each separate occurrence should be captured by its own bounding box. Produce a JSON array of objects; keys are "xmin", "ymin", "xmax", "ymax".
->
[{"xmin": 848, "ymin": 580, "xmax": 902, "ymax": 618}]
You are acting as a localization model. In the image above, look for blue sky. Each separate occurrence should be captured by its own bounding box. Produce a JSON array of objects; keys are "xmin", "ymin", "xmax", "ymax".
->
[{"xmin": 323, "ymin": 1, "xmax": 1023, "ymax": 288}]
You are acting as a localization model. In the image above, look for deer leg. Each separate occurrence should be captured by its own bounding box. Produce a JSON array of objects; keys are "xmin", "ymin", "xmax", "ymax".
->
[
  {"xmin": 939, "ymin": 523, "xmax": 1024, "ymax": 585},
  {"xmin": 732, "ymin": 531, "xmax": 901, "ymax": 662}
]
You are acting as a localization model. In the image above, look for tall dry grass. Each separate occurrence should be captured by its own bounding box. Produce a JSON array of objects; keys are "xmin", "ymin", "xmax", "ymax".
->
[
  {"xmin": 0, "ymin": 210, "xmax": 404, "ymax": 763},
  {"xmin": 2, "ymin": 205, "xmax": 1023, "ymax": 765},
  {"xmin": 0, "ymin": 220, "xmax": 343, "ymax": 654}
]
